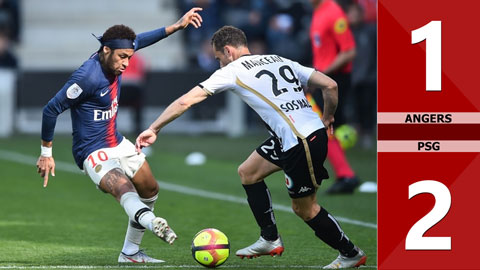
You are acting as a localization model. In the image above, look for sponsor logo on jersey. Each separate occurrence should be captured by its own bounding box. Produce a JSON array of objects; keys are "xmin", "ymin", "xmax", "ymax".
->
[
  {"xmin": 285, "ymin": 174, "xmax": 294, "ymax": 189},
  {"xmin": 94, "ymin": 164, "xmax": 102, "ymax": 173},
  {"xmin": 334, "ymin": 18, "xmax": 348, "ymax": 34},
  {"xmin": 93, "ymin": 97, "xmax": 118, "ymax": 121},
  {"xmin": 66, "ymin": 83, "xmax": 83, "ymax": 99},
  {"xmin": 279, "ymin": 98, "xmax": 312, "ymax": 113}
]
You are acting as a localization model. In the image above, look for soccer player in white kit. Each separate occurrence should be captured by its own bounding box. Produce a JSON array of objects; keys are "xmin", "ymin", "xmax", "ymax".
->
[{"xmin": 135, "ymin": 26, "xmax": 366, "ymax": 269}]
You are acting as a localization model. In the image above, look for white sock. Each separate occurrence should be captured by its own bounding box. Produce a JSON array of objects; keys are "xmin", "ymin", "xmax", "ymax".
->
[
  {"xmin": 121, "ymin": 194, "xmax": 158, "ymax": 255},
  {"xmin": 120, "ymin": 192, "xmax": 155, "ymax": 231},
  {"xmin": 122, "ymin": 221, "xmax": 145, "ymax": 255},
  {"xmin": 141, "ymin": 194, "xmax": 158, "ymax": 210}
]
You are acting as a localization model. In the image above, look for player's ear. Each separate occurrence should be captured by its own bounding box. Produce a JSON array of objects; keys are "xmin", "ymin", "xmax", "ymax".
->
[
  {"xmin": 103, "ymin": 46, "xmax": 111, "ymax": 55},
  {"xmin": 223, "ymin": 46, "xmax": 231, "ymax": 57}
]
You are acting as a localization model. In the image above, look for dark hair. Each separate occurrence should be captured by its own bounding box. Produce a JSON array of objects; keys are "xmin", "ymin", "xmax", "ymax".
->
[
  {"xmin": 101, "ymin": 24, "xmax": 136, "ymax": 42},
  {"xmin": 211, "ymin": 26, "xmax": 247, "ymax": 51}
]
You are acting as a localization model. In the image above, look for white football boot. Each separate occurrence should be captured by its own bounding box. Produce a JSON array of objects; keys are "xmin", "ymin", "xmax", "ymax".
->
[
  {"xmin": 151, "ymin": 217, "xmax": 177, "ymax": 244},
  {"xmin": 236, "ymin": 236, "xmax": 284, "ymax": 259},
  {"xmin": 118, "ymin": 250, "xmax": 165, "ymax": 263},
  {"xmin": 323, "ymin": 247, "xmax": 367, "ymax": 269}
]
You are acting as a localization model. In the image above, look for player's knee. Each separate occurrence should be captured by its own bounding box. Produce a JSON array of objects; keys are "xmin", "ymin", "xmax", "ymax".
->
[
  {"xmin": 292, "ymin": 201, "xmax": 320, "ymax": 221},
  {"xmin": 238, "ymin": 164, "xmax": 257, "ymax": 185},
  {"xmin": 146, "ymin": 181, "xmax": 159, "ymax": 198}
]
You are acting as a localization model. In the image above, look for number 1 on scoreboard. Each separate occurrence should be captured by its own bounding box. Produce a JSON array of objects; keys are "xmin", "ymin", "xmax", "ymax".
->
[{"xmin": 411, "ymin": 21, "xmax": 442, "ymax": 91}]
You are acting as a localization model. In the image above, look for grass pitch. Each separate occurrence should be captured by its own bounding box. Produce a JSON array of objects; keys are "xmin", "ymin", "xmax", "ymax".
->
[{"xmin": 0, "ymin": 133, "xmax": 376, "ymax": 269}]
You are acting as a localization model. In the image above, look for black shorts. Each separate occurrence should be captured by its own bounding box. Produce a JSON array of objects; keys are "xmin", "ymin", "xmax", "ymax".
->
[{"xmin": 256, "ymin": 129, "xmax": 330, "ymax": 198}]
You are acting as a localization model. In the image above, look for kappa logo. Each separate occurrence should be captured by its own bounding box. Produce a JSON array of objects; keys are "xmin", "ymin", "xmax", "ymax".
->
[
  {"xmin": 299, "ymin": 186, "xmax": 312, "ymax": 193},
  {"xmin": 100, "ymin": 89, "xmax": 110, "ymax": 97}
]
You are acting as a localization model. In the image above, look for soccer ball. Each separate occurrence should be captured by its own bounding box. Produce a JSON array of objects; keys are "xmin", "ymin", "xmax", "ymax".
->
[
  {"xmin": 334, "ymin": 124, "xmax": 358, "ymax": 150},
  {"xmin": 191, "ymin": 228, "xmax": 230, "ymax": 268}
]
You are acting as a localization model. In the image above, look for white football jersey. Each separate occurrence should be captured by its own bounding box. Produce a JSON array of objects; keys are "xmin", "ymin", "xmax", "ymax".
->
[{"xmin": 200, "ymin": 54, "xmax": 325, "ymax": 152}]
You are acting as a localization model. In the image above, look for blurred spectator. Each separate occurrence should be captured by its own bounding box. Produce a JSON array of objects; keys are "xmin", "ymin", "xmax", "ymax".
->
[
  {"xmin": 196, "ymin": 39, "xmax": 218, "ymax": 72},
  {"xmin": 0, "ymin": 0, "xmax": 20, "ymax": 43},
  {"xmin": 249, "ymin": 38, "xmax": 267, "ymax": 55},
  {"xmin": 267, "ymin": 14, "xmax": 301, "ymax": 59},
  {"xmin": 347, "ymin": 2, "xmax": 376, "ymax": 149},
  {"xmin": 180, "ymin": 0, "xmax": 221, "ymax": 70},
  {"xmin": 356, "ymin": 0, "xmax": 376, "ymax": 23},
  {"xmin": 0, "ymin": 28, "xmax": 16, "ymax": 68},
  {"xmin": 219, "ymin": 0, "xmax": 274, "ymax": 39},
  {"xmin": 120, "ymin": 54, "xmax": 147, "ymax": 135}
]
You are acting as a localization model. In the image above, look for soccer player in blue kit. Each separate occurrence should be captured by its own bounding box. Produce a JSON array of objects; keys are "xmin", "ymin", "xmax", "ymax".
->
[{"xmin": 35, "ymin": 8, "xmax": 203, "ymax": 263}]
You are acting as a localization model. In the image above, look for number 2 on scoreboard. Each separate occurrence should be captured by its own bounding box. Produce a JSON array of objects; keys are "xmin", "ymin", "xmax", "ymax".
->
[
  {"xmin": 411, "ymin": 21, "xmax": 442, "ymax": 91},
  {"xmin": 406, "ymin": 180, "xmax": 451, "ymax": 250}
]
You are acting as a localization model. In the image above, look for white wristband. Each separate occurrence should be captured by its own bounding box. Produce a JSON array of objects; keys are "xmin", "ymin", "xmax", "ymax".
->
[{"xmin": 41, "ymin": 145, "xmax": 52, "ymax": 157}]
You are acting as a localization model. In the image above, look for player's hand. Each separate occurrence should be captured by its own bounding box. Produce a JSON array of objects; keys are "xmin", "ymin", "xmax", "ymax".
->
[
  {"xmin": 176, "ymin": 7, "xmax": 203, "ymax": 29},
  {"xmin": 36, "ymin": 156, "xmax": 55, "ymax": 188},
  {"xmin": 322, "ymin": 116, "xmax": 335, "ymax": 136},
  {"xmin": 135, "ymin": 128, "xmax": 158, "ymax": 153}
]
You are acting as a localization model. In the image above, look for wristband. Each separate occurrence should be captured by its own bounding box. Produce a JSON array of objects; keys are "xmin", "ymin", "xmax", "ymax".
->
[{"xmin": 41, "ymin": 145, "xmax": 52, "ymax": 157}]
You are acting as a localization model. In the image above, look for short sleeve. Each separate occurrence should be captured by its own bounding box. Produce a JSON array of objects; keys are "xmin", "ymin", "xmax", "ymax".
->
[
  {"xmin": 291, "ymin": 60, "xmax": 315, "ymax": 86},
  {"xmin": 332, "ymin": 16, "xmax": 355, "ymax": 52},
  {"xmin": 199, "ymin": 68, "xmax": 235, "ymax": 95}
]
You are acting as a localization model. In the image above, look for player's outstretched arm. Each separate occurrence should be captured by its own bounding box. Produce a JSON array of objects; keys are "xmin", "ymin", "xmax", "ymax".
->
[
  {"xmin": 135, "ymin": 128, "xmax": 157, "ymax": 153},
  {"xmin": 36, "ymin": 140, "xmax": 55, "ymax": 188},
  {"xmin": 307, "ymin": 71, "xmax": 338, "ymax": 129},
  {"xmin": 135, "ymin": 86, "xmax": 208, "ymax": 152},
  {"xmin": 165, "ymin": 7, "xmax": 203, "ymax": 35}
]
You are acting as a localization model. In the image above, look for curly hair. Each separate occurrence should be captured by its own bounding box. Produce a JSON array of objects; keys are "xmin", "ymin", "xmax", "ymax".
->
[
  {"xmin": 211, "ymin": 26, "xmax": 247, "ymax": 51},
  {"xmin": 101, "ymin": 24, "xmax": 136, "ymax": 42}
]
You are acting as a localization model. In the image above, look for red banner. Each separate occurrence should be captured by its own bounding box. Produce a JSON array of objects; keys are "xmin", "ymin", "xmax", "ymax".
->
[{"xmin": 378, "ymin": 0, "xmax": 480, "ymax": 269}]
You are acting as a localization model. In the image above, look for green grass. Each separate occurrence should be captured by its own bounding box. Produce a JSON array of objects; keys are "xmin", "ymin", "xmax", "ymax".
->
[{"xmin": 0, "ymin": 134, "xmax": 376, "ymax": 269}]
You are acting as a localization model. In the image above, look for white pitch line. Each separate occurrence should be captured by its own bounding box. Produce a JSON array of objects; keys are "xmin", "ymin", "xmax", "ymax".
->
[
  {"xmin": 0, "ymin": 150, "xmax": 376, "ymax": 229},
  {"xmin": 0, "ymin": 265, "xmax": 378, "ymax": 269}
]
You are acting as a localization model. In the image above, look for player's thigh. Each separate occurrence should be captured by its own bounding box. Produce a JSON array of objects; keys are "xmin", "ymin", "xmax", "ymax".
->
[
  {"xmin": 131, "ymin": 160, "xmax": 159, "ymax": 198},
  {"xmin": 283, "ymin": 129, "xmax": 329, "ymax": 198},
  {"xmin": 238, "ymin": 150, "xmax": 281, "ymax": 184},
  {"xmin": 98, "ymin": 168, "xmax": 137, "ymax": 201}
]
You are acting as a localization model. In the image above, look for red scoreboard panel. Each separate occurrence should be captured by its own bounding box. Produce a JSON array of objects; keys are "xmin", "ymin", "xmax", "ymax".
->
[{"xmin": 378, "ymin": 0, "xmax": 480, "ymax": 269}]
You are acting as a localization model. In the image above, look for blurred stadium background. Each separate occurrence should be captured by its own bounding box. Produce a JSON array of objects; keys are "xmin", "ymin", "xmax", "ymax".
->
[{"xmin": 0, "ymin": 0, "xmax": 377, "ymax": 268}]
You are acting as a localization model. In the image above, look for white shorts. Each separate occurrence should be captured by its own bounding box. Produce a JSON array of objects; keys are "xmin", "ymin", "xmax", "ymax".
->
[{"xmin": 83, "ymin": 138, "xmax": 146, "ymax": 185}]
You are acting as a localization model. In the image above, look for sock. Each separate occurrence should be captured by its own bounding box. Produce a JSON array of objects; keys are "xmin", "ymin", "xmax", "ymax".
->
[
  {"xmin": 141, "ymin": 194, "xmax": 158, "ymax": 210},
  {"xmin": 305, "ymin": 207, "xmax": 358, "ymax": 257},
  {"xmin": 120, "ymin": 192, "xmax": 156, "ymax": 231},
  {"xmin": 327, "ymin": 137, "xmax": 355, "ymax": 178},
  {"xmin": 122, "ymin": 220, "xmax": 145, "ymax": 255},
  {"xmin": 121, "ymin": 194, "xmax": 158, "ymax": 255},
  {"xmin": 243, "ymin": 181, "xmax": 278, "ymax": 241}
]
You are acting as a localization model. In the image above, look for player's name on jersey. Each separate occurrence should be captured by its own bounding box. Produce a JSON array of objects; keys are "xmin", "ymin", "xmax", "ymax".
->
[
  {"xmin": 377, "ymin": 140, "xmax": 480, "ymax": 152},
  {"xmin": 241, "ymin": 55, "xmax": 284, "ymax": 70},
  {"xmin": 377, "ymin": 112, "xmax": 480, "ymax": 124}
]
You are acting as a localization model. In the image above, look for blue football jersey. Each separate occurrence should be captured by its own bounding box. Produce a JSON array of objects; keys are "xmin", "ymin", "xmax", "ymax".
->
[
  {"xmin": 42, "ymin": 27, "xmax": 167, "ymax": 169},
  {"xmin": 42, "ymin": 53, "xmax": 123, "ymax": 168}
]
